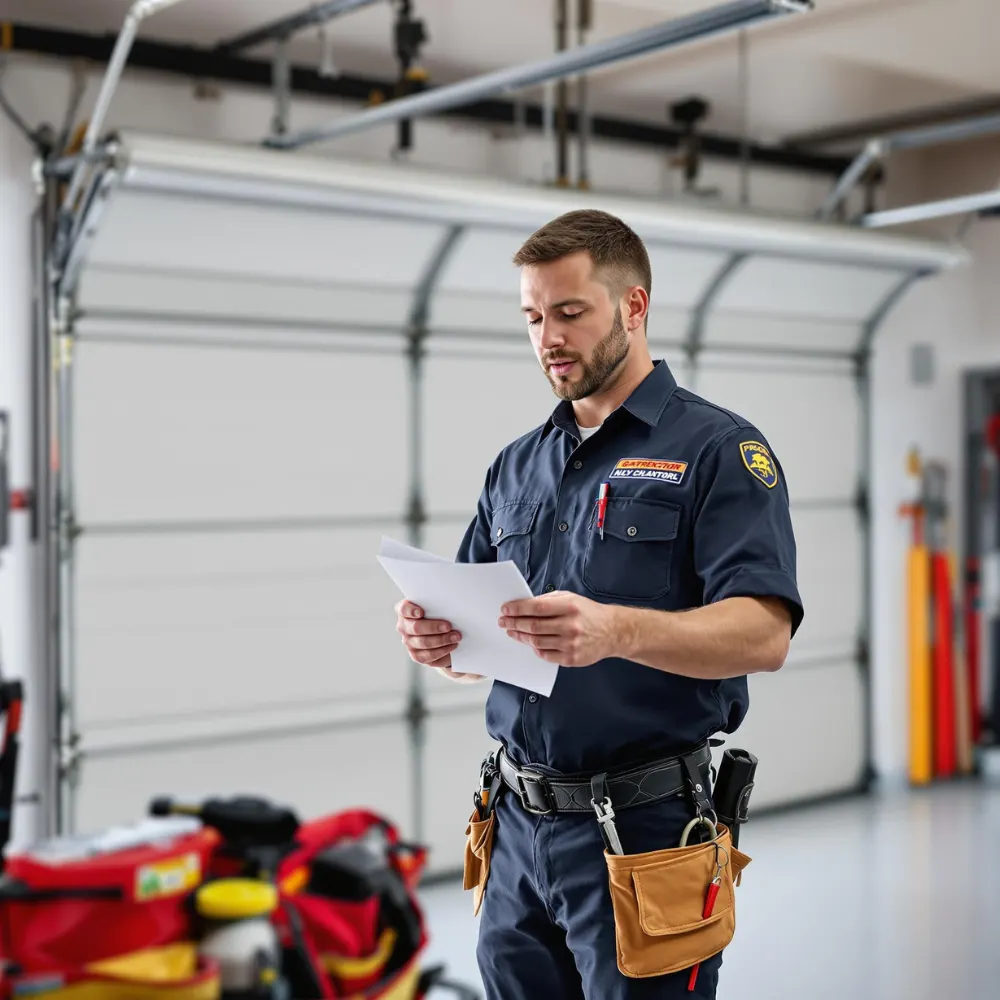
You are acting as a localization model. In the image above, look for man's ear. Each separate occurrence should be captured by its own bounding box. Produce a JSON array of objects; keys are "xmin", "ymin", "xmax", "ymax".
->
[{"xmin": 624, "ymin": 286, "xmax": 649, "ymax": 332}]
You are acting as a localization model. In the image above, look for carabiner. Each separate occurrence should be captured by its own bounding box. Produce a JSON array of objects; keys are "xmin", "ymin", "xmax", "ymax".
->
[{"xmin": 679, "ymin": 814, "xmax": 718, "ymax": 847}]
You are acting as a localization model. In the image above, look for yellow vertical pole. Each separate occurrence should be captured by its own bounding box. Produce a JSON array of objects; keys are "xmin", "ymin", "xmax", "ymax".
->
[
  {"xmin": 903, "ymin": 448, "xmax": 933, "ymax": 785},
  {"xmin": 908, "ymin": 540, "xmax": 934, "ymax": 785}
]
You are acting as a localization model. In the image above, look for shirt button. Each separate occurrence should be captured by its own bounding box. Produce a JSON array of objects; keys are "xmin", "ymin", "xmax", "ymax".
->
[
  {"xmin": 573, "ymin": 460, "xmax": 583, "ymax": 470},
  {"xmin": 528, "ymin": 694, "xmax": 538, "ymax": 703},
  {"xmin": 496, "ymin": 526, "xmax": 503, "ymax": 538},
  {"xmin": 627, "ymin": 526, "xmax": 637, "ymax": 537},
  {"xmin": 545, "ymin": 584, "xmax": 555, "ymax": 592},
  {"xmin": 559, "ymin": 522, "xmax": 569, "ymax": 531}
]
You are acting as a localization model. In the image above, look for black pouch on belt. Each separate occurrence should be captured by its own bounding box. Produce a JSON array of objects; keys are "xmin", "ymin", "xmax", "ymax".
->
[{"xmin": 711, "ymin": 748, "xmax": 758, "ymax": 851}]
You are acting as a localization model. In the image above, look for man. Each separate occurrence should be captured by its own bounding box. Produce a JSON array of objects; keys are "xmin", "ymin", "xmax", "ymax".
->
[{"xmin": 395, "ymin": 210, "xmax": 803, "ymax": 999}]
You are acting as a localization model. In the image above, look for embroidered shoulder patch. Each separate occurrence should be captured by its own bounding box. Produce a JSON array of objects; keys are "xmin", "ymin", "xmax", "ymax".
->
[
  {"xmin": 740, "ymin": 441, "xmax": 778, "ymax": 489},
  {"xmin": 610, "ymin": 458, "xmax": 688, "ymax": 485}
]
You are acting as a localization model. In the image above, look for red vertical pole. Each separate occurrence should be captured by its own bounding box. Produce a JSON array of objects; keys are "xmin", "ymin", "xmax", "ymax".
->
[{"xmin": 931, "ymin": 552, "xmax": 957, "ymax": 777}]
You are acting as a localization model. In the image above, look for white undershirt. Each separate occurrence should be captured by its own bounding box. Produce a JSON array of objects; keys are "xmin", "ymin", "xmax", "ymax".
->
[{"xmin": 576, "ymin": 422, "xmax": 602, "ymax": 441}]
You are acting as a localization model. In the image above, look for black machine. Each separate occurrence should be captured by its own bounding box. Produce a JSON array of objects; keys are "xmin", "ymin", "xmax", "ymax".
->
[{"xmin": 963, "ymin": 369, "xmax": 1000, "ymax": 753}]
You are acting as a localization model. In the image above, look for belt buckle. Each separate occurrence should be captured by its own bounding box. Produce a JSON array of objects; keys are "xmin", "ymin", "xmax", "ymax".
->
[{"xmin": 514, "ymin": 770, "xmax": 556, "ymax": 816}]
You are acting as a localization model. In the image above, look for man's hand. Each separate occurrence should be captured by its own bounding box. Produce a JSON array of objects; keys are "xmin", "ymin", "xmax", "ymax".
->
[
  {"xmin": 498, "ymin": 591, "xmax": 618, "ymax": 667},
  {"xmin": 395, "ymin": 600, "xmax": 484, "ymax": 682}
]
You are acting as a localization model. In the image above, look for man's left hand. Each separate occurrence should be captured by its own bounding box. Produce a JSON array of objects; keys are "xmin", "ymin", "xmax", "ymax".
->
[{"xmin": 498, "ymin": 592, "xmax": 618, "ymax": 666}]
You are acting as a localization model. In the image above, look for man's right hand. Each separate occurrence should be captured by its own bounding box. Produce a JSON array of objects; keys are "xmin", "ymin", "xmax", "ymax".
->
[{"xmin": 395, "ymin": 600, "xmax": 484, "ymax": 682}]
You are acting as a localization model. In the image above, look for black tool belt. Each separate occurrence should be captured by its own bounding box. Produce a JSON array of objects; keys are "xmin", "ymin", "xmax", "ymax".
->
[{"xmin": 495, "ymin": 742, "xmax": 713, "ymax": 817}]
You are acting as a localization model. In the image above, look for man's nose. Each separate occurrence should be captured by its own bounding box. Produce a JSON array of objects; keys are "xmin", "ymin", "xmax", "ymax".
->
[{"xmin": 538, "ymin": 318, "xmax": 566, "ymax": 350}]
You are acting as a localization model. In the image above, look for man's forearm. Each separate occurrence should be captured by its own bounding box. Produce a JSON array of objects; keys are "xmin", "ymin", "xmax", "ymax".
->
[{"xmin": 611, "ymin": 596, "xmax": 792, "ymax": 680}]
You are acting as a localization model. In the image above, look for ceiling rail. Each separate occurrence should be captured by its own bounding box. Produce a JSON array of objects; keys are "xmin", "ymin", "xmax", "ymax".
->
[
  {"xmin": 266, "ymin": 0, "xmax": 813, "ymax": 149},
  {"xmin": 214, "ymin": 0, "xmax": 384, "ymax": 56}
]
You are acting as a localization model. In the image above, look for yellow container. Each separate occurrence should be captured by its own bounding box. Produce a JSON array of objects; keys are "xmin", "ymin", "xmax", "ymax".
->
[{"xmin": 195, "ymin": 879, "xmax": 278, "ymax": 921}]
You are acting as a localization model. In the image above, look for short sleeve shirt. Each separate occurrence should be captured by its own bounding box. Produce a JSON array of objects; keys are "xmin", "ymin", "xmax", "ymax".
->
[{"xmin": 456, "ymin": 360, "xmax": 804, "ymax": 774}]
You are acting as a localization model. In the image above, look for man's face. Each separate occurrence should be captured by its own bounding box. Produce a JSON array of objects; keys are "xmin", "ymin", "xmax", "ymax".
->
[{"xmin": 520, "ymin": 251, "xmax": 632, "ymax": 401}]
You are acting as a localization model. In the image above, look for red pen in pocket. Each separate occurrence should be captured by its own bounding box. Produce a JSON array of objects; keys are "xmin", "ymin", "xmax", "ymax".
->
[{"xmin": 596, "ymin": 482, "xmax": 610, "ymax": 539}]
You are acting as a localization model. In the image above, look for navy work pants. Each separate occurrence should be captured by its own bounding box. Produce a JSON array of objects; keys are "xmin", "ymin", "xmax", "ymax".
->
[{"xmin": 475, "ymin": 787, "xmax": 724, "ymax": 999}]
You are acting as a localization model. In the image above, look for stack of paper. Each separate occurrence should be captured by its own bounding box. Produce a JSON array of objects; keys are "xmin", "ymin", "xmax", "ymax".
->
[{"xmin": 377, "ymin": 537, "xmax": 559, "ymax": 697}]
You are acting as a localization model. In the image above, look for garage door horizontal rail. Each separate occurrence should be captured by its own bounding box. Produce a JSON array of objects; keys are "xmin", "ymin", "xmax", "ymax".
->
[
  {"xmin": 78, "ymin": 698, "xmax": 484, "ymax": 761},
  {"xmin": 79, "ymin": 511, "xmax": 476, "ymax": 537}
]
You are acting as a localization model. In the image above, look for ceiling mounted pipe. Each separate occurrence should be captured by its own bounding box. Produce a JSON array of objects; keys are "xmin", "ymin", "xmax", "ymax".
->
[
  {"xmin": 214, "ymin": 0, "xmax": 385, "ymax": 56},
  {"xmin": 266, "ymin": 0, "xmax": 813, "ymax": 150},
  {"xmin": 60, "ymin": 0, "xmax": 194, "ymax": 216},
  {"xmin": 860, "ymin": 187, "xmax": 1000, "ymax": 229},
  {"xmin": 819, "ymin": 111, "xmax": 1000, "ymax": 220}
]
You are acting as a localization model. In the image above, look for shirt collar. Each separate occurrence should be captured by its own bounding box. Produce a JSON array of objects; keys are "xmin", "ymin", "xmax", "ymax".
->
[
  {"xmin": 547, "ymin": 359, "xmax": 678, "ymax": 437},
  {"xmin": 621, "ymin": 359, "xmax": 678, "ymax": 426}
]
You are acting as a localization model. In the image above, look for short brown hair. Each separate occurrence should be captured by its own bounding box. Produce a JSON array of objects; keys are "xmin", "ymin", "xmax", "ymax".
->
[{"xmin": 512, "ymin": 209, "xmax": 652, "ymax": 301}]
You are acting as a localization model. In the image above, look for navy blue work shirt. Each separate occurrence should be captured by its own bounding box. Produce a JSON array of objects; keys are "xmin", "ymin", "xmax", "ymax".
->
[{"xmin": 455, "ymin": 359, "xmax": 804, "ymax": 774}]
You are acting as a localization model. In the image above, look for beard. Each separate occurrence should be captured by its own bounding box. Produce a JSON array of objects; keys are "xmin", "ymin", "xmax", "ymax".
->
[{"xmin": 542, "ymin": 309, "xmax": 630, "ymax": 401}]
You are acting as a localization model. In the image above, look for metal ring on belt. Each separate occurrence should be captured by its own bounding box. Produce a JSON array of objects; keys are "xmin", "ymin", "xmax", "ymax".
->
[{"xmin": 496, "ymin": 743, "xmax": 712, "ymax": 816}]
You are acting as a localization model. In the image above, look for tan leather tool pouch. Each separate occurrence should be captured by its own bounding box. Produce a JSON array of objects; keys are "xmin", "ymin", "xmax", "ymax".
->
[
  {"xmin": 463, "ymin": 808, "xmax": 497, "ymax": 916},
  {"xmin": 605, "ymin": 824, "xmax": 752, "ymax": 978}
]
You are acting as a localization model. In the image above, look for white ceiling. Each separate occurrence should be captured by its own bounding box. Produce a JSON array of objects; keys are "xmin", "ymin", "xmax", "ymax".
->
[{"xmin": 5, "ymin": 0, "xmax": 999, "ymax": 144}]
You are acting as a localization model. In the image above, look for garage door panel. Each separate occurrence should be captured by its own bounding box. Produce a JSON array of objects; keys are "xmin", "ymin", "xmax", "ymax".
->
[
  {"xmin": 704, "ymin": 311, "xmax": 859, "ymax": 352},
  {"xmin": 722, "ymin": 661, "xmax": 864, "ymax": 809},
  {"xmin": 787, "ymin": 506, "xmax": 861, "ymax": 655},
  {"xmin": 422, "ymin": 708, "xmax": 499, "ymax": 875},
  {"xmin": 419, "ymin": 520, "xmax": 477, "ymax": 562},
  {"xmin": 75, "ymin": 343, "xmax": 408, "ymax": 524},
  {"xmin": 76, "ymin": 721, "xmax": 414, "ymax": 840},
  {"xmin": 644, "ymin": 307, "xmax": 688, "ymax": 346},
  {"xmin": 76, "ymin": 526, "xmax": 408, "ymax": 728},
  {"xmin": 89, "ymin": 190, "xmax": 446, "ymax": 288},
  {"xmin": 429, "ymin": 290, "xmax": 522, "ymax": 335},
  {"xmin": 78, "ymin": 266, "xmax": 415, "ymax": 329},
  {"xmin": 693, "ymin": 364, "xmax": 858, "ymax": 504},
  {"xmin": 423, "ymin": 355, "xmax": 555, "ymax": 515},
  {"xmin": 437, "ymin": 229, "xmax": 531, "ymax": 295},
  {"xmin": 714, "ymin": 257, "xmax": 902, "ymax": 322}
]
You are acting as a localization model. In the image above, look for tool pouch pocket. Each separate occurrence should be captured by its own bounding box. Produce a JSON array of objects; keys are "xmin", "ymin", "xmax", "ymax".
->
[
  {"xmin": 463, "ymin": 808, "xmax": 496, "ymax": 916},
  {"xmin": 605, "ymin": 825, "xmax": 752, "ymax": 979}
]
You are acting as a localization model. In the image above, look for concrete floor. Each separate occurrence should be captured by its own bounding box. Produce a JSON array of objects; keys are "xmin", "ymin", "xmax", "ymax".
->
[{"xmin": 418, "ymin": 771, "xmax": 1000, "ymax": 999}]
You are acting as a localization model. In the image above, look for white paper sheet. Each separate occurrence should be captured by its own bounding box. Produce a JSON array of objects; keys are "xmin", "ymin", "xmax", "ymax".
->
[
  {"xmin": 378, "ymin": 536, "xmax": 450, "ymax": 564},
  {"xmin": 377, "ymin": 537, "xmax": 559, "ymax": 697}
]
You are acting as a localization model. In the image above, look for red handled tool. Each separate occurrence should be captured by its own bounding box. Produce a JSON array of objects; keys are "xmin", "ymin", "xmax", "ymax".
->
[
  {"xmin": 687, "ymin": 875, "xmax": 721, "ymax": 992},
  {"xmin": 687, "ymin": 850, "xmax": 726, "ymax": 993},
  {"xmin": 596, "ymin": 482, "xmax": 609, "ymax": 539}
]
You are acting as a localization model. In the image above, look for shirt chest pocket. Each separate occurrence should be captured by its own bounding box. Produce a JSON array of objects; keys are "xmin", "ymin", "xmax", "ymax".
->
[
  {"xmin": 583, "ymin": 497, "xmax": 681, "ymax": 602},
  {"xmin": 490, "ymin": 501, "xmax": 541, "ymax": 580}
]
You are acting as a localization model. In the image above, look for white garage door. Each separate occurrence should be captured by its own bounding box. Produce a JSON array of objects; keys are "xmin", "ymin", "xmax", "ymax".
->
[{"xmin": 51, "ymin": 132, "xmax": 958, "ymax": 874}]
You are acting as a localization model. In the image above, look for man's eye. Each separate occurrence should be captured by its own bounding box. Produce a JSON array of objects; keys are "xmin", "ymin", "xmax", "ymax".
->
[
  {"xmin": 562, "ymin": 312, "xmax": 582, "ymax": 320},
  {"xmin": 526, "ymin": 317, "xmax": 541, "ymax": 326}
]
